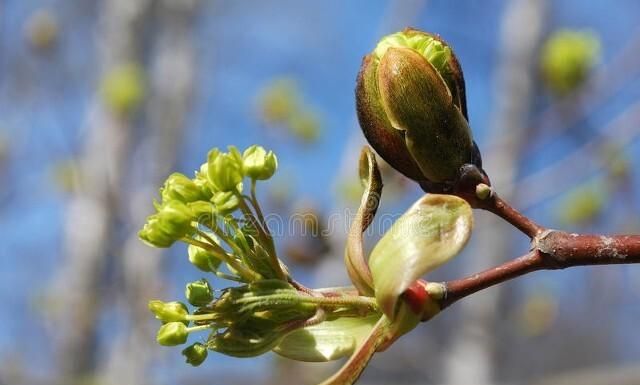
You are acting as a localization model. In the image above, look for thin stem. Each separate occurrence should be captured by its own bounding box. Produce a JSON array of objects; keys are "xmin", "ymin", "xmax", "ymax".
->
[
  {"xmin": 181, "ymin": 236, "xmax": 260, "ymax": 282},
  {"xmin": 214, "ymin": 271, "xmax": 244, "ymax": 282},
  {"xmin": 235, "ymin": 293, "xmax": 378, "ymax": 311},
  {"xmin": 238, "ymin": 184, "xmax": 284, "ymax": 256},
  {"xmin": 186, "ymin": 324, "xmax": 213, "ymax": 333},
  {"xmin": 315, "ymin": 286, "xmax": 361, "ymax": 297},
  {"xmin": 234, "ymin": 188, "xmax": 261, "ymax": 228},
  {"xmin": 288, "ymin": 277, "xmax": 316, "ymax": 295},
  {"xmin": 478, "ymin": 194, "xmax": 543, "ymax": 238},
  {"xmin": 198, "ymin": 221, "xmax": 266, "ymax": 281},
  {"xmin": 234, "ymin": 187, "xmax": 286, "ymax": 280},
  {"xmin": 281, "ymin": 307, "xmax": 327, "ymax": 334},
  {"xmin": 247, "ymin": 182, "xmax": 281, "ymax": 270},
  {"xmin": 186, "ymin": 313, "xmax": 219, "ymax": 322},
  {"xmin": 250, "ymin": 179, "xmax": 269, "ymax": 236},
  {"xmin": 194, "ymin": 229, "xmax": 218, "ymax": 248},
  {"xmin": 202, "ymin": 221, "xmax": 246, "ymax": 260},
  {"xmin": 182, "ymin": 236, "xmax": 224, "ymax": 258}
]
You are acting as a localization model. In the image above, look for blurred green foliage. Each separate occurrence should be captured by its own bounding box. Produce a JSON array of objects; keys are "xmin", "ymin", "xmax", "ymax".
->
[
  {"xmin": 556, "ymin": 180, "xmax": 606, "ymax": 226},
  {"xmin": 540, "ymin": 29, "xmax": 600, "ymax": 95},
  {"xmin": 100, "ymin": 63, "xmax": 145, "ymax": 116},
  {"xmin": 257, "ymin": 77, "xmax": 322, "ymax": 144}
]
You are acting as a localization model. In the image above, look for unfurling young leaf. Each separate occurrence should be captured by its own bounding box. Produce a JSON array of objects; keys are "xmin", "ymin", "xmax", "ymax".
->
[
  {"xmin": 368, "ymin": 194, "xmax": 473, "ymax": 320},
  {"xmin": 345, "ymin": 146, "xmax": 382, "ymax": 296}
]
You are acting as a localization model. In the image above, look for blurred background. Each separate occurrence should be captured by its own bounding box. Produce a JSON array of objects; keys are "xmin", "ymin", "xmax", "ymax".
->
[{"xmin": 2, "ymin": 0, "xmax": 640, "ymax": 384}]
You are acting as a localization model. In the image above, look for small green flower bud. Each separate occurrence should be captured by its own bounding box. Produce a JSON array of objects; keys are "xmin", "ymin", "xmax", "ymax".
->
[
  {"xmin": 228, "ymin": 145, "xmax": 244, "ymax": 164},
  {"xmin": 161, "ymin": 172, "xmax": 205, "ymax": 203},
  {"xmin": 156, "ymin": 322, "xmax": 189, "ymax": 346},
  {"xmin": 163, "ymin": 199, "xmax": 195, "ymax": 224},
  {"xmin": 211, "ymin": 191, "xmax": 241, "ymax": 215},
  {"xmin": 188, "ymin": 201, "xmax": 214, "ymax": 221},
  {"xmin": 243, "ymin": 145, "xmax": 278, "ymax": 180},
  {"xmin": 187, "ymin": 240, "xmax": 221, "ymax": 272},
  {"xmin": 207, "ymin": 148, "xmax": 244, "ymax": 192},
  {"xmin": 356, "ymin": 28, "xmax": 478, "ymax": 185},
  {"xmin": 194, "ymin": 162, "xmax": 215, "ymax": 198},
  {"xmin": 139, "ymin": 201, "xmax": 195, "ymax": 248},
  {"xmin": 182, "ymin": 342, "xmax": 208, "ymax": 366},
  {"xmin": 148, "ymin": 300, "xmax": 190, "ymax": 325},
  {"xmin": 139, "ymin": 200, "xmax": 195, "ymax": 248},
  {"xmin": 138, "ymin": 214, "xmax": 174, "ymax": 248},
  {"xmin": 185, "ymin": 278, "xmax": 214, "ymax": 306}
]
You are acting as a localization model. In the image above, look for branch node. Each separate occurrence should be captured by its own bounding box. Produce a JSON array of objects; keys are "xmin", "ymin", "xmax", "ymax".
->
[{"xmin": 533, "ymin": 229, "xmax": 559, "ymax": 255}]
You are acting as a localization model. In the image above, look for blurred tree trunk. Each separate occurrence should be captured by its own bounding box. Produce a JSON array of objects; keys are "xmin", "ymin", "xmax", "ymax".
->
[
  {"xmin": 98, "ymin": 1, "xmax": 199, "ymax": 384},
  {"xmin": 48, "ymin": 0, "xmax": 151, "ymax": 382},
  {"xmin": 442, "ymin": 0, "xmax": 547, "ymax": 384}
]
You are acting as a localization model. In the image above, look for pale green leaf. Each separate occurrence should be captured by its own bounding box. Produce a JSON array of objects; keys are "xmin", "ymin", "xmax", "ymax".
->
[
  {"xmin": 317, "ymin": 316, "xmax": 387, "ymax": 385},
  {"xmin": 369, "ymin": 194, "xmax": 472, "ymax": 319},
  {"xmin": 273, "ymin": 314, "xmax": 379, "ymax": 362},
  {"xmin": 317, "ymin": 300, "xmax": 426, "ymax": 385}
]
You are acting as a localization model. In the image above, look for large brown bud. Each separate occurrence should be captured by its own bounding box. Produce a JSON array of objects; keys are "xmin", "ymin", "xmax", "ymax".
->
[{"xmin": 356, "ymin": 28, "xmax": 480, "ymax": 186}]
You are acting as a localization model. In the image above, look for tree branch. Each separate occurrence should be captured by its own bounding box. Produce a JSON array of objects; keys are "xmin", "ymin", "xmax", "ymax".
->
[
  {"xmin": 440, "ymin": 250, "xmax": 543, "ymax": 309},
  {"xmin": 476, "ymin": 194, "xmax": 543, "ymax": 238},
  {"xmin": 439, "ymin": 228, "xmax": 640, "ymax": 310},
  {"xmin": 430, "ymin": 182, "xmax": 640, "ymax": 310}
]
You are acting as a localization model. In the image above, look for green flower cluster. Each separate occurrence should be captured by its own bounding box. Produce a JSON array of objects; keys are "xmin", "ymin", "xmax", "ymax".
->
[
  {"xmin": 139, "ymin": 28, "xmax": 483, "ymax": 385},
  {"xmin": 138, "ymin": 145, "xmax": 277, "ymax": 249},
  {"xmin": 140, "ymin": 145, "xmax": 381, "ymax": 368},
  {"xmin": 149, "ymin": 279, "xmax": 325, "ymax": 363}
]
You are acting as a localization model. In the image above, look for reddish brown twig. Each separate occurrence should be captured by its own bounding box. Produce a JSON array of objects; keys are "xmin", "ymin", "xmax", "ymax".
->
[
  {"xmin": 476, "ymin": 194, "xmax": 543, "ymax": 238},
  {"xmin": 436, "ymin": 191, "xmax": 640, "ymax": 310},
  {"xmin": 440, "ymin": 250, "xmax": 544, "ymax": 309}
]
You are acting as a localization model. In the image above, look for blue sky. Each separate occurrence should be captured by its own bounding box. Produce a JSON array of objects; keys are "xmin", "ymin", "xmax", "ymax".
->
[{"xmin": 2, "ymin": 0, "xmax": 640, "ymax": 383}]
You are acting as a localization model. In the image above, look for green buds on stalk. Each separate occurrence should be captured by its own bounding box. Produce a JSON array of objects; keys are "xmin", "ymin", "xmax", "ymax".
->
[
  {"xmin": 211, "ymin": 191, "xmax": 241, "ymax": 215},
  {"xmin": 161, "ymin": 172, "xmax": 207, "ymax": 203},
  {"xmin": 207, "ymin": 147, "xmax": 244, "ymax": 192},
  {"xmin": 243, "ymin": 145, "xmax": 278, "ymax": 180},
  {"xmin": 187, "ymin": 241, "xmax": 221, "ymax": 272},
  {"xmin": 138, "ymin": 201, "xmax": 195, "ymax": 248},
  {"xmin": 185, "ymin": 278, "xmax": 214, "ymax": 306},
  {"xmin": 139, "ymin": 42, "xmax": 480, "ymax": 381},
  {"xmin": 139, "ymin": 144, "xmax": 279, "ymax": 249},
  {"xmin": 148, "ymin": 300, "xmax": 190, "ymax": 325},
  {"xmin": 356, "ymin": 28, "xmax": 481, "ymax": 187},
  {"xmin": 157, "ymin": 322, "xmax": 189, "ymax": 346},
  {"xmin": 182, "ymin": 343, "xmax": 208, "ymax": 367}
]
